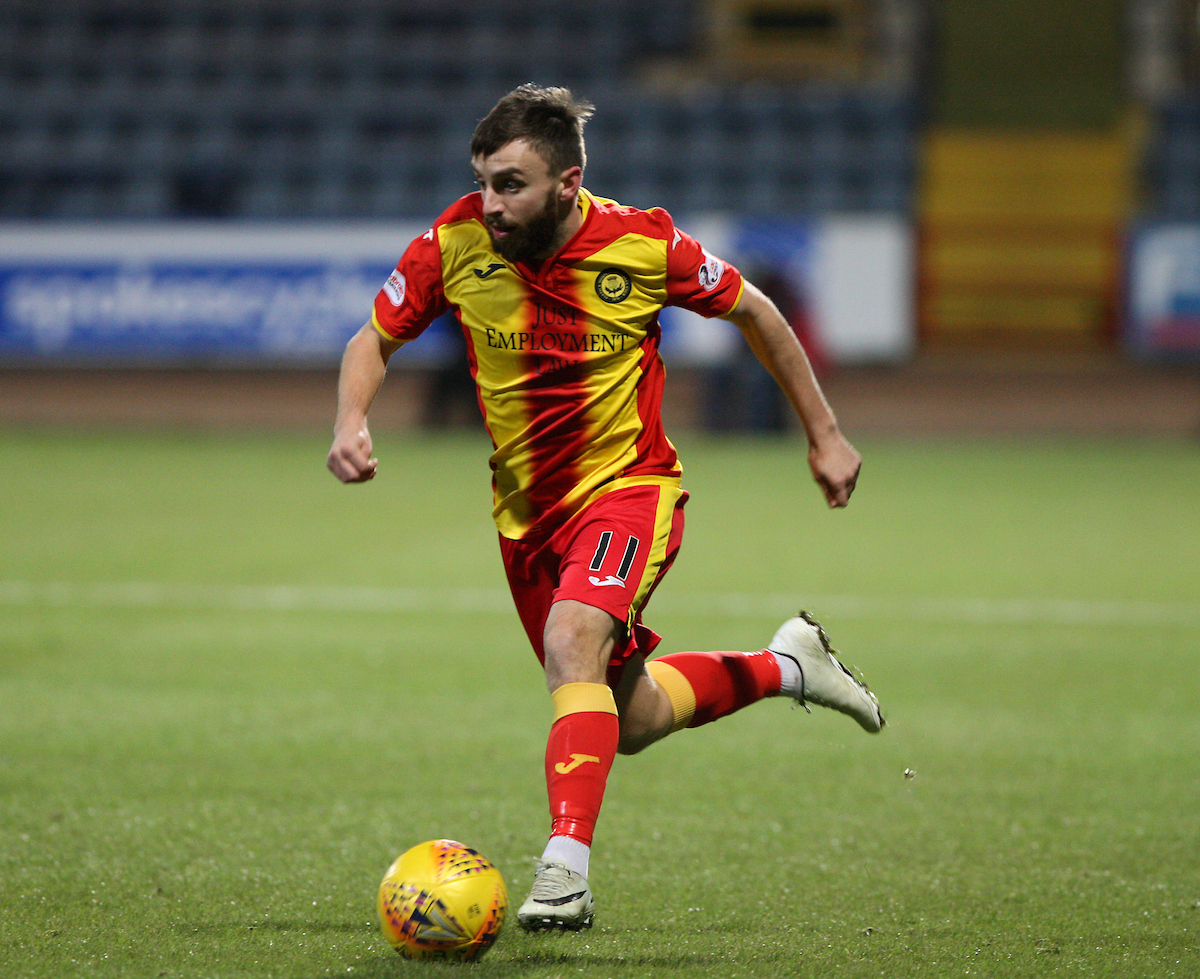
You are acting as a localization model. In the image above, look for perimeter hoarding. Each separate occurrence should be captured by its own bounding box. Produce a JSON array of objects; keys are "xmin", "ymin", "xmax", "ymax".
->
[
  {"xmin": 0, "ymin": 218, "xmax": 913, "ymax": 366},
  {"xmin": 0, "ymin": 223, "xmax": 446, "ymax": 366},
  {"xmin": 1127, "ymin": 223, "xmax": 1200, "ymax": 360}
]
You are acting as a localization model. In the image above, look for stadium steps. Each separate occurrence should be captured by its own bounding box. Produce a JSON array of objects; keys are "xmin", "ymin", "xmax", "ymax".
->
[{"xmin": 917, "ymin": 128, "xmax": 1135, "ymax": 345}]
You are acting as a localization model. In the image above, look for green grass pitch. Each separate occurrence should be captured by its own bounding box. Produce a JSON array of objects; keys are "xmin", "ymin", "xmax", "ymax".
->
[{"xmin": 1, "ymin": 430, "xmax": 1198, "ymax": 978}]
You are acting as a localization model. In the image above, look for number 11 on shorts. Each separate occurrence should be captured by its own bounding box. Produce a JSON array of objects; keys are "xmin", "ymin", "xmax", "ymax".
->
[{"xmin": 587, "ymin": 531, "xmax": 639, "ymax": 588}]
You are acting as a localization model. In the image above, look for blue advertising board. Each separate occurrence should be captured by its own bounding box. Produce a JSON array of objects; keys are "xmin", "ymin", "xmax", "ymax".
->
[
  {"xmin": 0, "ymin": 222, "xmax": 456, "ymax": 365},
  {"xmin": 0, "ymin": 260, "xmax": 385, "ymax": 360},
  {"xmin": 1127, "ymin": 223, "xmax": 1200, "ymax": 360}
]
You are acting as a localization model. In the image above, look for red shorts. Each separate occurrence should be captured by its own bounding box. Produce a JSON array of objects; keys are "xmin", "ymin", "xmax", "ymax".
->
[{"xmin": 499, "ymin": 480, "xmax": 687, "ymax": 675}]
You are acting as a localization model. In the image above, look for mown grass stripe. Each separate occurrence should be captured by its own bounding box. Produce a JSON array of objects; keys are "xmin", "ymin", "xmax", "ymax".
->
[{"xmin": 3, "ymin": 580, "xmax": 1197, "ymax": 628}]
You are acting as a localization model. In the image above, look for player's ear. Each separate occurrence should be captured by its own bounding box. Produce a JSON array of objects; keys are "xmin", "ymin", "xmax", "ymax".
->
[{"xmin": 557, "ymin": 165, "xmax": 583, "ymax": 201}]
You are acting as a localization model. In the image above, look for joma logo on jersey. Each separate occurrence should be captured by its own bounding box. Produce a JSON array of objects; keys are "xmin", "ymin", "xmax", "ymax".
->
[
  {"xmin": 595, "ymin": 268, "xmax": 632, "ymax": 304},
  {"xmin": 473, "ymin": 263, "xmax": 506, "ymax": 279},
  {"xmin": 554, "ymin": 753, "xmax": 601, "ymax": 775}
]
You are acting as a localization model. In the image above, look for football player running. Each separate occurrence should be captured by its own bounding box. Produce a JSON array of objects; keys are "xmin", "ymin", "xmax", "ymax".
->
[{"xmin": 328, "ymin": 84, "xmax": 883, "ymax": 932}]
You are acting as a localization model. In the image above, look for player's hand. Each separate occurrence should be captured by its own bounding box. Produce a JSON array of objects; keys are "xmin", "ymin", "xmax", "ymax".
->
[
  {"xmin": 808, "ymin": 433, "xmax": 861, "ymax": 508},
  {"xmin": 327, "ymin": 424, "xmax": 378, "ymax": 483}
]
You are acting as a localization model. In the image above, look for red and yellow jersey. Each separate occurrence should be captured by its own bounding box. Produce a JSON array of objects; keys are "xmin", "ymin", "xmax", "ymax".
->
[{"xmin": 371, "ymin": 189, "xmax": 744, "ymax": 541}]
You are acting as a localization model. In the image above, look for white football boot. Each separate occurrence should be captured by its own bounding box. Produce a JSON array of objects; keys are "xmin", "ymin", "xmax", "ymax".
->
[
  {"xmin": 770, "ymin": 611, "xmax": 885, "ymax": 733},
  {"xmin": 516, "ymin": 861, "xmax": 595, "ymax": 931}
]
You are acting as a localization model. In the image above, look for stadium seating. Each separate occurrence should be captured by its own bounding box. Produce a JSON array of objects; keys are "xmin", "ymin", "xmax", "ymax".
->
[
  {"xmin": 0, "ymin": 0, "xmax": 920, "ymax": 219},
  {"xmin": 1146, "ymin": 95, "xmax": 1200, "ymax": 218}
]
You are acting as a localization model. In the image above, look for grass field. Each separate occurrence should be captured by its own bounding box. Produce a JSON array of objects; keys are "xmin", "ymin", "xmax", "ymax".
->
[{"xmin": 2, "ymin": 430, "xmax": 1199, "ymax": 978}]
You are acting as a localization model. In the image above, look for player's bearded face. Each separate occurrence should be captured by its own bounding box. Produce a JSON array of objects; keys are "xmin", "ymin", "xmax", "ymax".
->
[{"xmin": 486, "ymin": 187, "xmax": 563, "ymax": 263}]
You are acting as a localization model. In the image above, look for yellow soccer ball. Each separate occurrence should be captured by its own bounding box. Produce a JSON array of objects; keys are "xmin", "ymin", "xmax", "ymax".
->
[{"xmin": 377, "ymin": 839, "xmax": 508, "ymax": 961}]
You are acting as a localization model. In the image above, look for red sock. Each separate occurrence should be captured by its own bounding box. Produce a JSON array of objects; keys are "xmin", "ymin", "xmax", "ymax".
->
[
  {"xmin": 545, "ymin": 683, "xmax": 619, "ymax": 846},
  {"xmin": 650, "ymin": 650, "xmax": 780, "ymax": 728}
]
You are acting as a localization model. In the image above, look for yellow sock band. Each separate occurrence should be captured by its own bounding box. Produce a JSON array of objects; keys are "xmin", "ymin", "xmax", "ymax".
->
[
  {"xmin": 646, "ymin": 660, "xmax": 696, "ymax": 733},
  {"xmin": 551, "ymin": 682, "xmax": 618, "ymax": 723}
]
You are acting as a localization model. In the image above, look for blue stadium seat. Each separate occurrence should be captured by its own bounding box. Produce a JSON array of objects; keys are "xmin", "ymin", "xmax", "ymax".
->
[
  {"xmin": 241, "ymin": 179, "xmax": 291, "ymax": 219},
  {"xmin": 120, "ymin": 177, "xmax": 171, "ymax": 218},
  {"xmin": 0, "ymin": 0, "xmax": 919, "ymax": 219}
]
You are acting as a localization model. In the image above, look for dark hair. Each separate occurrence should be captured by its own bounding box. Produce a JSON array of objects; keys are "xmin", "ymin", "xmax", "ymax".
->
[{"xmin": 470, "ymin": 84, "xmax": 594, "ymax": 175}]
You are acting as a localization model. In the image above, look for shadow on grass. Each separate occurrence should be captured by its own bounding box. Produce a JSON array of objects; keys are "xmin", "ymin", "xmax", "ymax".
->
[
  {"xmin": 506, "ymin": 951, "xmax": 712, "ymax": 968},
  {"xmin": 334, "ymin": 949, "xmax": 715, "ymax": 978},
  {"xmin": 169, "ymin": 919, "xmax": 375, "ymax": 935},
  {"xmin": 247, "ymin": 919, "xmax": 375, "ymax": 934}
]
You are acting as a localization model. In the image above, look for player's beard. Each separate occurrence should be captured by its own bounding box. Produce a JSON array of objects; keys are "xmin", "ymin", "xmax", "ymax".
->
[{"xmin": 487, "ymin": 190, "xmax": 565, "ymax": 264}]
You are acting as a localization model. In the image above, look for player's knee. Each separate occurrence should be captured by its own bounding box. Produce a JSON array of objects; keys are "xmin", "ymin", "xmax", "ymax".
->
[
  {"xmin": 541, "ymin": 601, "xmax": 620, "ymax": 688},
  {"xmin": 542, "ymin": 628, "xmax": 600, "ymax": 688},
  {"xmin": 541, "ymin": 618, "xmax": 584, "ymax": 664}
]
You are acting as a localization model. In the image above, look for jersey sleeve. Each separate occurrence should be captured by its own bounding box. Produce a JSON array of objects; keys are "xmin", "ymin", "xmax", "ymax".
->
[
  {"xmin": 664, "ymin": 220, "xmax": 744, "ymax": 318},
  {"xmin": 371, "ymin": 227, "xmax": 449, "ymax": 342}
]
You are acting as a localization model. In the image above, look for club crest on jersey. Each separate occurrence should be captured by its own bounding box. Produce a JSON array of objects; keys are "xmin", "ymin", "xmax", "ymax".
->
[
  {"xmin": 698, "ymin": 251, "xmax": 725, "ymax": 292},
  {"xmin": 383, "ymin": 270, "xmax": 407, "ymax": 306},
  {"xmin": 595, "ymin": 268, "xmax": 632, "ymax": 304}
]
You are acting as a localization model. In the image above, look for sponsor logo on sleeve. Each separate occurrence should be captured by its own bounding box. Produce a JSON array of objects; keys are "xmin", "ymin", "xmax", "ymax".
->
[
  {"xmin": 595, "ymin": 267, "xmax": 632, "ymax": 304},
  {"xmin": 697, "ymin": 251, "xmax": 725, "ymax": 292},
  {"xmin": 383, "ymin": 270, "xmax": 407, "ymax": 306}
]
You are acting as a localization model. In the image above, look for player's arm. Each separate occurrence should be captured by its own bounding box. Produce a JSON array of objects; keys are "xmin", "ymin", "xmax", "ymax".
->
[
  {"xmin": 723, "ymin": 281, "xmax": 862, "ymax": 507},
  {"xmin": 327, "ymin": 322, "xmax": 405, "ymax": 483}
]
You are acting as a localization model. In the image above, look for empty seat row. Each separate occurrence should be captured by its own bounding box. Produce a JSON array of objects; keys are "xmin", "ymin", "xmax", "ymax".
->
[
  {"xmin": 0, "ymin": 0, "xmax": 918, "ymax": 219},
  {"xmin": 1143, "ymin": 94, "xmax": 1200, "ymax": 218}
]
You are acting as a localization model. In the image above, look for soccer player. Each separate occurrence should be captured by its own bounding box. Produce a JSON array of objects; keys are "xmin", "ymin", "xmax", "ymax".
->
[{"xmin": 327, "ymin": 84, "xmax": 884, "ymax": 931}]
